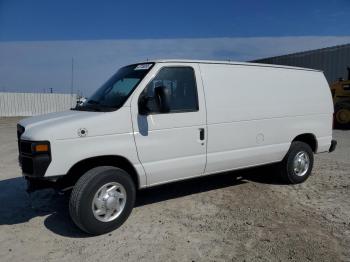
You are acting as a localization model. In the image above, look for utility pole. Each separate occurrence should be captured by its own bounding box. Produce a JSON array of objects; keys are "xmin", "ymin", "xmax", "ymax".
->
[
  {"xmin": 70, "ymin": 57, "xmax": 74, "ymax": 105},
  {"xmin": 71, "ymin": 57, "xmax": 74, "ymax": 95}
]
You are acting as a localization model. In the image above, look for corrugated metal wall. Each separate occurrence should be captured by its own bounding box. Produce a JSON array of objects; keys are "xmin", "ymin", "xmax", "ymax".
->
[
  {"xmin": 0, "ymin": 92, "xmax": 77, "ymax": 116},
  {"xmin": 252, "ymin": 44, "xmax": 350, "ymax": 84}
]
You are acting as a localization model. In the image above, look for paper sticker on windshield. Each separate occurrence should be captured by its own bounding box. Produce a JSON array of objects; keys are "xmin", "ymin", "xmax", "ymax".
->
[{"xmin": 135, "ymin": 64, "xmax": 152, "ymax": 70}]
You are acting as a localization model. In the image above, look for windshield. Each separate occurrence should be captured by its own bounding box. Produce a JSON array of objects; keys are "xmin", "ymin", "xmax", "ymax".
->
[{"xmin": 74, "ymin": 63, "xmax": 154, "ymax": 112}]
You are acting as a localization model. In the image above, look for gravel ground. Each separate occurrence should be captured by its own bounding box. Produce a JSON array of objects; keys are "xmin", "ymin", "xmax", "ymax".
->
[{"xmin": 0, "ymin": 117, "xmax": 349, "ymax": 262}]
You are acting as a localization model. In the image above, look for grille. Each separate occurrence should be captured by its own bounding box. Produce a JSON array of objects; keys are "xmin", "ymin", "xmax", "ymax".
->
[
  {"xmin": 20, "ymin": 141, "xmax": 32, "ymax": 155},
  {"xmin": 19, "ymin": 140, "xmax": 33, "ymax": 174},
  {"xmin": 17, "ymin": 125, "xmax": 34, "ymax": 174},
  {"xmin": 17, "ymin": 124, "xmax": 25, "ymax": 151}
]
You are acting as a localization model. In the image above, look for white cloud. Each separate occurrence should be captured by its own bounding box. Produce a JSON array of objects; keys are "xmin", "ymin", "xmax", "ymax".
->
[{"xmin": 1, "ymin": 36, "xmax": 350, "ymax": 95}]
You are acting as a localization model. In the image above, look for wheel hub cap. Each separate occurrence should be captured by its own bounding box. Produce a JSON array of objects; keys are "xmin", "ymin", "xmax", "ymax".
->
[
  {"xmin": 293, "ymin": 151, "xmax": 310, "ymax": 177},
  {"xmin": 92, "ymin": 182, "xmax": 127, "ymax": 222}
]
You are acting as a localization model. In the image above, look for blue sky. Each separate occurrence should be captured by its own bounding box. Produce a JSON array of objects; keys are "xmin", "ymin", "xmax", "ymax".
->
[
  {"xmin": 0, "ymin": 0, "xmax": 349, "ymax": 41},
  {"xmin": 0, "ymin": 0, "xmax": 349, "ymax": 95}
]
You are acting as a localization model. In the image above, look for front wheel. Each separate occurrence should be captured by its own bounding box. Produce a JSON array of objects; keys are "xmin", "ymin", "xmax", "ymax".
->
[
  {"xmin": 69, "ymin": 166, "xmax": 136, "ymax": 235},
  {"xmin": 279, "ymin": 141, "xmax": 314, "ymax": 184}
]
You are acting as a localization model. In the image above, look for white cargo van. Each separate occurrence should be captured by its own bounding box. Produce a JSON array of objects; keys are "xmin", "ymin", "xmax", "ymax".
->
[{"xmin": 17, "ymin": 60, "xmax": 337, "ymax": 234}]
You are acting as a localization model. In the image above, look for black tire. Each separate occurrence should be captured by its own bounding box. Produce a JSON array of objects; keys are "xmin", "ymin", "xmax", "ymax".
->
[
  {"xmin": 279, "ymin": 141, "xmax": 314, "ymax": 184},
  {"xmin": 334, "ymin": 103, "xmax": 350, "ymax": 129},
  {"xmin": 69, "ymin": 166, "xmax": 136, "ymax": 235}
]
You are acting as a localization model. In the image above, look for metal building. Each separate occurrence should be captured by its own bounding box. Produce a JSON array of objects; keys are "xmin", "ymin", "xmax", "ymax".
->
[
  {"xmin": 0, "ymin": 92, "xmax": 77, "ymax": 117},
  {"xmin": 252, "ymin": 43, "xmax": 350, "ymax": 84}
]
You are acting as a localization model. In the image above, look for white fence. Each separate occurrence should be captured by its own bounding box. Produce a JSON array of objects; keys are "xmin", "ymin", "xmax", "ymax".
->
[{"xmin": 0, "ymin": 92, "xmax": 77, "ymax": 117}]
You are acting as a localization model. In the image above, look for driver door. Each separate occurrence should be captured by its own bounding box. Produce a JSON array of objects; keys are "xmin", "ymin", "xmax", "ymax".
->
[{"xmin": 130, "ymin": 63, "xmax": 207, "ymax": 186}]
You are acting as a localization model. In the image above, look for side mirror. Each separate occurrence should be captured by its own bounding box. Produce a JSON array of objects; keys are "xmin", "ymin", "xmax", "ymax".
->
[
  {"xmin": 138, "ymin": 85, "xmax": 171, "ymax": 115},
  {"xmin": 154, "ymin": 85, "xmax": 171, "ymax": 113},
  {"xmin": 138, "ymin": 95, "xmax": 149, "ymax": 115}
]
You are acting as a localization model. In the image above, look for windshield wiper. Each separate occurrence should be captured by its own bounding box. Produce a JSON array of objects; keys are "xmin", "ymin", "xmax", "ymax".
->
[
  {"xmin": 72, "ymin": 99, "xmax": 119, "ymax": 112},
  {"xmin": 87, "ymin": 99, "xmax": 100, "ymax": 105},
  {"xmin": 71, "ymin": 103, "xmax": 102, "ymax": 112}
]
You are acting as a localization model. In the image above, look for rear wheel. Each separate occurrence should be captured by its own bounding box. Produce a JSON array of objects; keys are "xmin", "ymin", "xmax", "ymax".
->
[
  {"xmin": 69, "ymin": 166, "xmax": 136, "ymax": 235},
  {"xmin": 279, "ymin": 141, "xmax": 314, "ymax": 184}
]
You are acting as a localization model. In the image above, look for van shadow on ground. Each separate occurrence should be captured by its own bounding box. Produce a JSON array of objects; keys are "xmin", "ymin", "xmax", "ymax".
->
[{"xmin": 0, "ymin": 164, "xmax": 282, "ymax": 238}]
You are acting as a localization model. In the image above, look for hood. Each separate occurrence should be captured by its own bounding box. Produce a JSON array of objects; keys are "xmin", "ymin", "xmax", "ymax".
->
[{"xmin": 19, "ymin": 108, "xmax": 132, "ymax": 141}]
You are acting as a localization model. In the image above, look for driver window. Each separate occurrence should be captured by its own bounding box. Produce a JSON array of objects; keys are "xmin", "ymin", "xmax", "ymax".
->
[{"xmin": 142, "ymin": 67, "xmax": 199, "ymax": 114}]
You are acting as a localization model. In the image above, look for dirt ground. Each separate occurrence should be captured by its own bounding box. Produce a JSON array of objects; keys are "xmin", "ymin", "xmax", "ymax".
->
[{"xmin": 0, "ymin": 117, "xmax": 349, "ymax": 262}]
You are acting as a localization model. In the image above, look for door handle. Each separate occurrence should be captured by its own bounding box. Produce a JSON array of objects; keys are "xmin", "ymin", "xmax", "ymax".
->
[{"xmin": 199, "ymin": 128, "xmax": 205, "ymax": 141}]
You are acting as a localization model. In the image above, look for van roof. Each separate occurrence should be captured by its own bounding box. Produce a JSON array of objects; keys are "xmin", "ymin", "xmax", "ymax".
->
[{"xmin": 144, "ymin": 59, "xmax": 321, "ymax": 72}]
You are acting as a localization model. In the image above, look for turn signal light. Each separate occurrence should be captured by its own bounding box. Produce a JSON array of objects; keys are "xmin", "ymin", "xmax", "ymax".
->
[{"xmin": 34, "ymin": 144, "xmax": 49, "ymax": 152}]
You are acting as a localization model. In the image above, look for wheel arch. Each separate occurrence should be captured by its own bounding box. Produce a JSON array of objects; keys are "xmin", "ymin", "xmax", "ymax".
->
[
  {"xmin": 292, "ymin": 133, "xmax": 318, "ymax": 153},
  {"xmin": 60, "ymin": 155, "xmax": 140, "ymax": 190}
]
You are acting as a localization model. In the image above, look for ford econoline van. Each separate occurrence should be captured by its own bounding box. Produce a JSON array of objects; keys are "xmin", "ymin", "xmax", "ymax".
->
[{"xmin": 17, "ymin": 60, "xmax": 337, "ymax": 234}]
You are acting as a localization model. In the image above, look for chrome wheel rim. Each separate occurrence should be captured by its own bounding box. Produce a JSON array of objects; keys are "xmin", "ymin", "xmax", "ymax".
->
[
  {"xmin": 293, "ymin": 151, "xmax": 310, "ymax": 177},
  {"xmin": 92, "ymin": 182, "xmax": 127, "ymax": 222}
]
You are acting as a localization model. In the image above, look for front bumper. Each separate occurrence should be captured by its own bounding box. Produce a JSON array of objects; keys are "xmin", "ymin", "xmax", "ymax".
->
[
  {"xmin": 329, "ymin": 139, "xmax": 337, "ymax": 153},
  {"xmin": 25, "ymin": 176, "xmax": 61, "ymax": 193}
]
